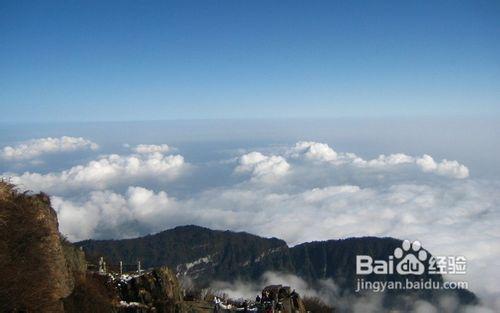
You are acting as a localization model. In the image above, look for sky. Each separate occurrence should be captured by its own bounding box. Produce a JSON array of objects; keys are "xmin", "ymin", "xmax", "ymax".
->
[{"xmin": 1, "ymin": 0, "xmax": 499, "ymax": 121}]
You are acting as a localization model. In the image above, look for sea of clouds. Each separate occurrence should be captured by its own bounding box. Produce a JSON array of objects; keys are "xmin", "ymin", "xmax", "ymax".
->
[
  {"xmin": 211, "ymin": 271, "xmax": 492, "ymax": 313},
  {"xmin": 1, "ymin": 135, "xmax": 499, "ymax": 311}
]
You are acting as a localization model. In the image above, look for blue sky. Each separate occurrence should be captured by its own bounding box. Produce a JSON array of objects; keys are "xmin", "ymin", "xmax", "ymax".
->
[{"xmin": 1, "ymin": 0, "xmax": 499, "ymax": 121}]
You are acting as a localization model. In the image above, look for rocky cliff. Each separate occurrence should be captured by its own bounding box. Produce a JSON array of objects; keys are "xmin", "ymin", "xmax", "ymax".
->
[
  {"xmin": 0, "ymin": 182, "xmax": 74, "ymax": 312},
  {"xmin": 117, "ymin": 267, "xmax": 185, "ymax": 313},
  {"xmin": 64, "ymin": 268, "xmax": 186, "ymax": 313},
  {"xmin": 0, "ymin": 182, "xmax": 186, "ymax": 313}
]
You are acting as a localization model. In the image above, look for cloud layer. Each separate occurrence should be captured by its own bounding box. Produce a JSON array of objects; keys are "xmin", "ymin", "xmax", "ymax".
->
[
  {"xmin": 288, "ymin": 141, "xmax": 469, "ymax": 179},
  {"xmin": 0, "ymin": 136, "xmax": 98, "ymax": 161},
  {"xmin": 212, "ymin": 271, "xmax": 493, "ymax": 313},
  {"xmin": 8, "ymin": 152, "xmax": 186, "ymax": 194}
]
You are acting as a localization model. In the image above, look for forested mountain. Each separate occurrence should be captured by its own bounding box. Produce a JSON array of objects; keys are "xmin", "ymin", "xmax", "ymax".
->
[{"xmin": 76, "ymin": 225, "xmax": 477, "ymax": 307}]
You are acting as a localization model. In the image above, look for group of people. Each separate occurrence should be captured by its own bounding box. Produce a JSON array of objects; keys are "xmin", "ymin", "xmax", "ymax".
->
[
  {"xmin": 213, "ymin": 288, "xmax": 299, "ymax": 313},
  {"xmin": 213, "ymin": 297, "xmax": 257, "ymax": 313}
]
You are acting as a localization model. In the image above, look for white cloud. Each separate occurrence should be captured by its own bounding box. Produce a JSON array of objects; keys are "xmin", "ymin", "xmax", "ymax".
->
[
  {"xmin": 53, "ymin": 186, "xmax": 180, "ymax": 241},
  {"xmin": 288, "ymin": 141, "xmax": 469, "ymax": 178},
  {"xmin": 132, "ymin": 144, "xmax": 171, "ymax": 154},
  {"xmin": 416, "ymin": 154, "xmax": 470, "ymax": 179},
  {"xmin": 235, "ymin": 152, "xmax": 290, "ymax": 182},
  {"xmin": 290, "ymin": 141, "xmax": 339, "ymax": 162},
  {"xmin": 353, "ymin": 153, "xmax": 415, "ymax": 167},
  {"xmin": 7, "ymin": 152, "xmax": 186, "ymax": 193},
  {"xmin": 0, "ymin": 136, "xmax": 98, "ymax": 161}
]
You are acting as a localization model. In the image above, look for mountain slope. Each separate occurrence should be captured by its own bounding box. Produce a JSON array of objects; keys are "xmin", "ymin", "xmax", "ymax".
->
[
  {"xmin": 76, "ymin": 225, "xmax": 478, "ymax": 307},
  {"xmin": 77, "ymin": 225, "xmax": 295, "ymax": 285}
]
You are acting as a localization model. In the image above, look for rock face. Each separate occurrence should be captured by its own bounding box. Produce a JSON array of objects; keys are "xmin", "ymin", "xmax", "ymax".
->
[
  {"xmin": 63, "ymin": 272, "xmax": 118, "ymax": 313},
  {"xmin": 0, "ymin": 182, "xmax": 187, "ymax": 313},
  {"xmin": 117, "ymin": 267, "xmax": 185, "ymax": 313},
  {"xmin": 0, "ymin": 182, "xmax": 73, "ymax": 312},
  {"xmin": 62, "ymin": 239, "xmax": 87, "ymax": 274}
]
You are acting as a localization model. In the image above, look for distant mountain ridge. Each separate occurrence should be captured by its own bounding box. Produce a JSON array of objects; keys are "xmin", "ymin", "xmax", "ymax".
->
[
  {"xmin": 76, "ymin": 225, "xmax": 478, "ymax": 307},
  {"xmin": 77, "ymin": 225, "xmax": 293, "ymax": 283}
]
